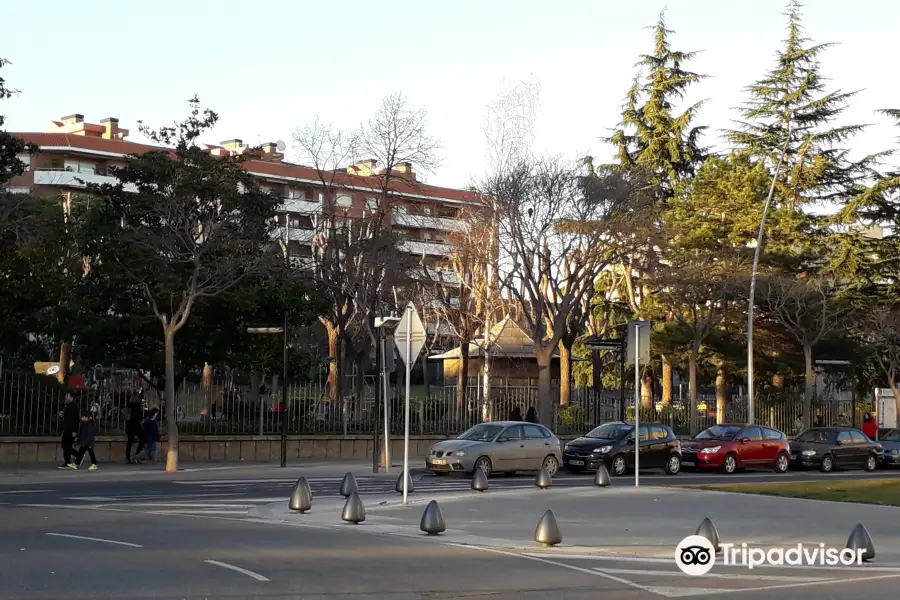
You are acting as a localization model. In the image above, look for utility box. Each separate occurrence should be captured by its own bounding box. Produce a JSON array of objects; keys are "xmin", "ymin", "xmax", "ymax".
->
[{"xmin": 875, "ymin": 388, "xmax": 898, "ymax": 429}]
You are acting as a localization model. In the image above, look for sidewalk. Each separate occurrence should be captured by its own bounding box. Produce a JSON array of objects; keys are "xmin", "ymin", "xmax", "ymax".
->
[{"xmin": 0, "ymin": 457, "xmax": 430, "ymax": 485}]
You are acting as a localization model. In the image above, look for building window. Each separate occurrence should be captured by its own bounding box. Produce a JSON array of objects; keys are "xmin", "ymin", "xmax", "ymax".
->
[
  {"xmin": 64, "ymin": 160, "xmax": 96, "ymax": 175},
  {"xmin": 336, "ymin": 194, "xmax": 353, "ymax": 207},
  {"xmin": 423, "ymin": 206, "xmax": 432, "ymax": 215},
  {"xmin": 16, "ymin": 153, "xmax": 31, "ymax": 170},
  {"xmin": 395, "ymin": 205, "xmax": 408, "ymax": 214},
  {"xmin": 366, "ymin": 198, "xmax": 379, "ymax": 212},
  {"xmin": 287, "ymin": 187, "xmax": 305, "ymax": 200},
  {"xmin": 5, "ymin": 187, "xmax": 30, "ymax": 194},
  {"xmin": 423, "ymin": 232, "xmax": 432, "ymax": 241}
]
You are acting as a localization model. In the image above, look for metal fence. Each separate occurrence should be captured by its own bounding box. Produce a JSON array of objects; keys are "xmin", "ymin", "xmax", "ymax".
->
[{"xmin": 0, "ymin": 371, "xmax": 874, "ymax": 439}]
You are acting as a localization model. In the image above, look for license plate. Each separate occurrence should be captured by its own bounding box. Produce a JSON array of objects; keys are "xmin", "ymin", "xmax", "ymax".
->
[
  {"xmin": 682, "ymin": 461, "xmax": 695, "ymax": 467},
  {"xmin": 431, "ymin": 459, "xmax": 447, "ymax": 466},
  {"xmin": 569, "ymin": 459, "xmax": 584, "ymax": 466}
]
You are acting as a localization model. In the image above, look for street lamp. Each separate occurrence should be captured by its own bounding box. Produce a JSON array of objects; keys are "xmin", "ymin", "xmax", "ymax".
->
[
  {"xmin": 374, "ymin": 315, "xmax": 401, "ymax": 473},
  {"xmin": 246, "ymin": 324, "xmax": 288, "ymax": 468}
]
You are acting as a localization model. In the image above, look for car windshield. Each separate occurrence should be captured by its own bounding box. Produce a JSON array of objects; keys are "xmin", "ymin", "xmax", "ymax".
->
[
  {"xmin": 586, "ymin": 423, "xmax": 632, "ymax": 439},
  {"xmin": 795, "ymin": 429, "xmax": 838, "ymax": 444},
  {"xmin": 695, "ymin": 425, "xmax": 741, "ymax": 441},
  {"xmin": 880, "ymin": 429, "xmax": 900, "ymax": 442},
  {"xmin": 457, "ymin": 424, "xmax": 504, "ymax": 442}
]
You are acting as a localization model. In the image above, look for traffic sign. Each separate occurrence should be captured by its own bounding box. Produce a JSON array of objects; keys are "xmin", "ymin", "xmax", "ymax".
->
[
  {"xmin": 625, "ymin": 320, "xmax": 651, "ymax": 365},
  {"xmin": 394, "ymin": 302, "xmax": 426, "ymax": 367}
]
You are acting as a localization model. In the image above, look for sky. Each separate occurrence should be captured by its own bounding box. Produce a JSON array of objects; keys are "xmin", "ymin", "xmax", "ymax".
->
[{"xmin": 4, "ymin": 0, "xmax": 900, "ymax": 190}]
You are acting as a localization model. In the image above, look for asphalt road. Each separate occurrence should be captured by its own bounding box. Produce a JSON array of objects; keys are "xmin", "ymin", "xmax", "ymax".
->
[{"xmin": 3, "ymin": 465, "xmax": 900, "ymax": 599}]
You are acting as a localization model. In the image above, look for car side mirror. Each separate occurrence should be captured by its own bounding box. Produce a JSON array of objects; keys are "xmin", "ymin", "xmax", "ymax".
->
[
  {"xmin": 497, "ymin": 437, "xmax": 509, "ymax": 443},
  {"xmin": 739, "ymin": 437, "xmax": 750, "ymax": 444},
  {"xmin": 836, "ymin": 440, "xmax": 843, "ymax": 446}
]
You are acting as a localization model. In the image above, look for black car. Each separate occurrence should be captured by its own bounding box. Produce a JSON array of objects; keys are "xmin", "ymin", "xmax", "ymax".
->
[
  {"xmin": 563, "ymin": 421, "xmax": 681, "ymax": 476},
  {"xmin": 790, "ymin": 427, "xmax": 883, "ymax": 472},
  {"xmin": 878, "ymin": 428, "xmax": 900, "ymax": 467}
]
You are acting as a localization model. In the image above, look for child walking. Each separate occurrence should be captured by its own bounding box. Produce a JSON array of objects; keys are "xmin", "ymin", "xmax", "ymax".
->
[{"xmin": 73, "ymin": 413, "xmax": 99, "ymax": 470}]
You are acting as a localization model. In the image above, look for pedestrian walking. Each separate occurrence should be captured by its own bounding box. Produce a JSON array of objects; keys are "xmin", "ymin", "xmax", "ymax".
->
[
  {"xmin": 525, "ymin": 406, "xmax": 538, "ymax": 424},
  {"xmin": 508, "ymin": 406, "xmax": 522, "ymax": 421},
  {"xmin": 58, "ymin": 393, "xmax": 80, "ymax": 469},
  {"xmin": 73, "ymin": 413, "xmax": 99, "ymax": 470},
  {"xmin": 137, "ymin": 408, "xmax": 160, "ymax": 463},
  {"xmin": 862, "ymin": 412, "xmax": 879, "ymax": 440},
  {"xmin": 125, "ymin": 394, "xmax": 144, "ymax": 464}
]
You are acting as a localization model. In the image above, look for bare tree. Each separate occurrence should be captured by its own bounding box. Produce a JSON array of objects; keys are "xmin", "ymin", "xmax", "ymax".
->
[
  {"xmin": 864, "ymin": 305, "xmax": 900, "ymax": 417},
  {"xmin": 486, "ymin": 155, "xmax": 646, "ymax": 427},
  {"xmin": 763, "ymin": 275, "xmax": 857, "ymax": 429}
]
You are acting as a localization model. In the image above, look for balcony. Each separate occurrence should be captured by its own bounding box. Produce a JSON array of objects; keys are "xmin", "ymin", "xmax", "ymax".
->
[
  {"xmin": 409, "ymin": 266, "xmax": 460, "ymax": 286},
  {"xmin": 273, "ymin": 227, "xmax": 314, "ymax": 244},
  {"xmin": 392, "ymin": 211, "xmax": 466, "ymax": 232},
  {"xmin": 279, "ymin": 198, "xmax": 321, "ymax": 214},
  {"xmin": 33, "ymin": 169, "xmax": 129, "ymax": 190},
  {"xmin": 400, "ymin": 240, "xmax": 452, "ymax": 257}
]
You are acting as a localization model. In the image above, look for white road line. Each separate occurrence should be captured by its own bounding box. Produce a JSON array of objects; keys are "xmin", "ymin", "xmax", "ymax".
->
[
  {"xmin": 0, "ymin": 489, "xmax": 53, "ymax": 495},
  {"xmin": 108, "ymin": 503, "xmax": 257, "ymax": 508},
  {"xmin": 45, "ymin": 533, "xmax": 142, "ymax": 548},
  {"xmin": 65, "ymin": 496, "xmax": 120, "ymax": 502},
  {"xmin": 204, "ymin": 559, "xmax": 269, "ymax": 582},
  {"xmin": 149, "ymin": 510, "xmax": 250, "ymax": 516},
  {"xmin": 522, "ymin": 552, "xmax": 900, "ymax": 571},
  {"xmin": 523, "ymin": 552, "xmax": 673, "ymax": 563},
  {"xmin": 596, "ymin": 568, "xmax": 831, "ymax": 582}
]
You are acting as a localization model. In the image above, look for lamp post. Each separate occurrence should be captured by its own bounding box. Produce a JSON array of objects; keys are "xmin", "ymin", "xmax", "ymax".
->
[
  {"xmin": 374, "ymin": 315, "xmax": 401, "ymax": 472},
  {"xmin": 247, "ymin": 325, "xmax": 288, "ymax": 468}
]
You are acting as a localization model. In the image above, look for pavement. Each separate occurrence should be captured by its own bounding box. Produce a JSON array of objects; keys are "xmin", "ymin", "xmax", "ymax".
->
[{"xmin": 4, "ymin": 462, "xmax": 900, "ymax": 598}]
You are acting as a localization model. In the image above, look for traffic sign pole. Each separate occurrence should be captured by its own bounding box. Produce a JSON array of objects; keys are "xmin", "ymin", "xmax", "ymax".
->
[
  {"xmin": 403, "ymin": 305, "xmax": 411, "ymax": 505},
  {"xmin": 634, "ymin": 323, "xmax": 641, "ymax": 488}
]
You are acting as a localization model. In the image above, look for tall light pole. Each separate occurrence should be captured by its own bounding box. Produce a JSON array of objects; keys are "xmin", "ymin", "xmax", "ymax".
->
[
  {"xmin": 746, "ymin": 121, "xmax": 792, "ymax": 425},
  {"xmin": 374, "ymin": 315, "xmax": 400, "ymax": 473}
]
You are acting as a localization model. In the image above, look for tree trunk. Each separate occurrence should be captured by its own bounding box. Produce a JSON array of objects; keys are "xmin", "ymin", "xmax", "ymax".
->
[
  {"xmin": 456, "ymin": 343, "xmax": 469, "ymax": 420},
  {"xmin": 803, "ymin": 344, "xmax": 813, "ymax": 430},
  {"xmin": 163, "ymin": 325, "xmax": 178, "ymax": 473},
  {"xmin": 716, "ymin": 365, "xmax": 727, "ymax": 425},
  {"xmin": 591, "ymin": 350, "xmax": 603, "ymax": 393},
  {"xmin": 420, "ymin": 353, "xmax": 430, "ymax": 402},
  {"xmin": 482, "ymin": 350, "xmax": 492, "ymax": 421},
  {"xmin": 661, "ymin": 355, "xmax": 673, "ymax": 408},
  {"xmin": 641, "ymin": 370, "xmax": 654, "ymax": 410},
  {"xmin": 536, "ymin": 348, "xmax": 553, "ymax": 428},
  {"xmin": 353, "ymin": 352, "xmax": 366, "ymax": 421},
  {"xmin": 57, "ymin": 342, "xmax": 71, "ymax": 385},
  {"xmin": 689, "ymin": 340, "xmax": 699, "ymax": 437},
  {"xmin": 559, "ymin": 340, "xmax": 572, "ymax": 406},
  {"xmin": 325, "ymin": 321, "xmax": 342, "ymax": 406},
  {"xmin": 202, "ymin": 363, "xmax": 213, "ymax": 412}
]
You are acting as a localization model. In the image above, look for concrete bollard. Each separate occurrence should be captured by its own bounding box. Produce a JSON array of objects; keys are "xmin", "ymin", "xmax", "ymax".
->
[
  {"xmin": 534, "ymin": 509, "xmax": 562, "ymax": 547},
  {"xmin": 288, "ymin": 476, "xmax": 312, "ymax": 513},
  {"xmin": 471, "ymin": 468, "xmax": 489, "ymax": 492},
  {"xmin": 594, "ymin": 465, "xmax": 611, "ymax": 487},
  {"xmin": 846, "ymin": 523, "xmax": 875, "ymax": 561},
  {"xmin": 340, "ymin": 472, "xmax": 358, "ymax": 498},
  {"xmin": 535, "ymin": 467, "xmax": 552, "ymax": 489},
  {"xmin": 696, "ymin": 517, "xmax": 720, "ymax": 552},
  {"xmin": 396, "ymin": 470, "xmax": 415, "ymax": 494},
  {"xmin": 419, "ymin": 500, "xmax": 446, "ymax": 535},
  {"xmin": 341, "ymin": 491, "xmax": 366, "ymax": 524}
]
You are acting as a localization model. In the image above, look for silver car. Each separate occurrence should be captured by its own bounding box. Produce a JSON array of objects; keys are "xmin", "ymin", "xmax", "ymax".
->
[{"xmin": 425, "ymin": 421, "xmax": 562, "ymax": 477}]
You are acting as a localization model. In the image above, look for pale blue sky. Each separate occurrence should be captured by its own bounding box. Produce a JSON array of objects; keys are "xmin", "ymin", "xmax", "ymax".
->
[{"xmin": 4, "ymin": 0, "xmax": 899, "ymax": 188}]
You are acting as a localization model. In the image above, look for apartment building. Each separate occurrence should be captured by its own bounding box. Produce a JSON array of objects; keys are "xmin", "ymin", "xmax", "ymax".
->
[{"xmin": 7, "ymin": 113, "xmax": 479, "ymax": 282}]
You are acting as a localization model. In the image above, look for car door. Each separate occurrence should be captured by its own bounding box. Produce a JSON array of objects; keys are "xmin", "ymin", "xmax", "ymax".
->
[
  {"xmin": 736, "ymin": 427, "xmax": 764, "ymax": 465},
  {"xmin": 761, "ymin": 427, "xmax": 783, "ymax": 464},
  {"xmin": 522, "ymin": 424, "xmax": 554, "ymax": 468},
  {"xmin": 630, "ymin": 425, "xmax": 651, "ymax": 468},
  {"xmin": 493, "ymin": 425, "xmax": 526, "ymax": 471},
  {"xmin": 646, "ymin": 425, "xmax": 669, "ymax": 468},
  {"xmin": 851, "ymin": 430, "xmax": 872, "ymax": 466},
  {"xmin": 834, "ymin": 430, "xmax": 855, "ymax": 467}
]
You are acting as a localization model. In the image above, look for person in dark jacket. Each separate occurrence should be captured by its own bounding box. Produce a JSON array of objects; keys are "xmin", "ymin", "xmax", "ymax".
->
[
  {"xmin": 58, "ymin": 393, "xmax": 80, "ymax": 469},
  {"xmin": 525, "ymin": 406, "xmax": 538, "ymax": 423},
  {"xmin": 137, "ymin": 408, "xmax": 161, "ymax": 463},
  {"xmin": 125, "ymin": 394, "xmax": 145, "ymax": 464},
  {"xmin": 508, "ymin": 406, "xmax": 522, "ymax": 421},
  {"xmin": 73, "ymin": 413, "xmax": 99, "ymax": 470}
]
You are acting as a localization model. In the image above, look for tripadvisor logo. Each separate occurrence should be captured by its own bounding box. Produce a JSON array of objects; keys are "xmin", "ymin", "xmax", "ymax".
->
[{"xmin": 675, "ymin": 535, "xmax": 866, "ymax": 575}]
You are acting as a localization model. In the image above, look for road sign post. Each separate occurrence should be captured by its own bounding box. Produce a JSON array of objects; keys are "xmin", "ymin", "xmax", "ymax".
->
[
  {"xmin": 394, "ymin": 302, "xmax": 426, "ymax": 506},
  {"xmin": 627, "ymin": 320, "xmax": 651, "ymax": 488}
]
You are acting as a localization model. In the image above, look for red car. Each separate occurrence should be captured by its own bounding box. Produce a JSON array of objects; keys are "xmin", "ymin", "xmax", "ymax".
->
[{"xmin": 680, "ymin": 423, "xmax": 791, "ymax": 474}]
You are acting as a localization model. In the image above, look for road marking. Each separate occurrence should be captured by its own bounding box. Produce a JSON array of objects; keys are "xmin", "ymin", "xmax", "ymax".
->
[
  {"xmin": 149, "ymin": 510, "xmax": 250, "ymax": 515},
  {"xmin": 65, "ymin": 496, "xmax": 120, "ymax": 502},
  {"xmin": 443, "ymin": 543, "xmax": 664, "ymax": 597},
  {"xmin": 45, "ymin": 533, "xmax": 142, "ymax": 548},
  {"xmin": 0, "ymin": 489, "xmax": 53, "ymax": 495},
  {"xmin": 204, "ymin": 559, "xmax": 269, "ymax": 582},
  {"xmin": 523, "ymin": 552, "xmax": 900, "ymax": 571},
  {"xmin": 524, "ymin": 552, "xmax": 673, "ymax": 563},
  {"xmin": 596, "ymin": 568, "xmax": 831, "ymax": 582}
]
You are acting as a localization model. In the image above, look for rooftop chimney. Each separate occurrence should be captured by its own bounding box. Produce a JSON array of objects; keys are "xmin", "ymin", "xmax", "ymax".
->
[
  {"xmin": 350, "ymin": 158, "xmax": 378, "ymax": 176},
  {"xmin": 260, "ymin": 142, "xmax": 284, "ymax": 162},
  {"xmin": 394, "ymin": 161, "xmax": 416, "ymax": 181},
  {"xmin": 100, "ymin": 117, "xmax": 129, "ymax": 140},
  {"xmin": 62, "ymin": 114, "xmax": 84, "ymax": 126},
  {"xmin": 221, "ymin": 139, "xmax": 246, "ymax": 154}
]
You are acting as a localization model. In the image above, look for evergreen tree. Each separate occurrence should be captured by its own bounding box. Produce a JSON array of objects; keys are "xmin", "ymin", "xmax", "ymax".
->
[{"xmin": 607, "ymin": 9, "xmax": 708, "ymax": 201}]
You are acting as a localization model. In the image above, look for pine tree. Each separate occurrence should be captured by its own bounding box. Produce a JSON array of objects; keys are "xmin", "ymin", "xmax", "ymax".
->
[
  {"xmin": 607, "ymin": 9, "xmax": 707, "ymax": 201},
  {"xmin": 726, "ymin": 0, "xmax": 872, "ymax": 220}
]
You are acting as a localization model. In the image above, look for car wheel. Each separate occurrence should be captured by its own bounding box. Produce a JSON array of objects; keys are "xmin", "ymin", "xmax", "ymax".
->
[
  {"xmin": 820, "ymin": 454, "xmax": 833, "ymax": 473},
  {"xmin": 611, "ymin": 455, "xmax": 628, "ymax": 476},
  {"xmin": 664, "ymin": 454, "xmax": 681, "ymax": 475},
  {"xmin": 774, "ymin": 452, "xmax": 790, "ymax": 473},
  {"xmin": 474, "ymin": 456, "xmax": 492, "ymax": 478},
  {"xmin": 542, "ymin": 455, "xmax": 559, "ymax": 477},
  {"xmin": 723, "ymin": 454, "xmax": 738, "ymax": 474},
  {"xmin": 865, "ymin": 454, "xmax": 877, "ymax": 472}
]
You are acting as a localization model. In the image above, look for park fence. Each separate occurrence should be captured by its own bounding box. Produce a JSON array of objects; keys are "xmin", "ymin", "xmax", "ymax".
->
[{"xmin": 0, "ymin": 371, "xmax": 872, "ymax": 439}]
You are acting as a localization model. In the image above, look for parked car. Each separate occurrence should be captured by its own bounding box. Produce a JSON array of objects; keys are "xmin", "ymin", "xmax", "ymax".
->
[
  {"xmin": 563, "ymin": 421, "xmax": 682, "ymax": 476},
  {"xmin": 878, "ymin": 428, "xmax": 900, "ymax": 467},
  {"xmin": 790, "ymin": 427, "xmax": 883, "ymax": 472},
  {"xmin": 681, "ymin": 424, "xmax": 791, "ymax": 474},
  {"xmin": 424, "ymin": 421, "xmax": 562, "ymax": 477}
]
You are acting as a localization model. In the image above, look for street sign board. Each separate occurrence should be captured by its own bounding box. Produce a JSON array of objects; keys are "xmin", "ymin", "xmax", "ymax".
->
[
  {"xmin": 394, "ymin": 302, "xmax": 426, "ymax": 367},
  {"xmin": 624, "ymin": 320, "xmax": 651, "ymax": 364},
  {"xmin": 584, "ymin": 338, "xmax": 623, "ymax": 351}
]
